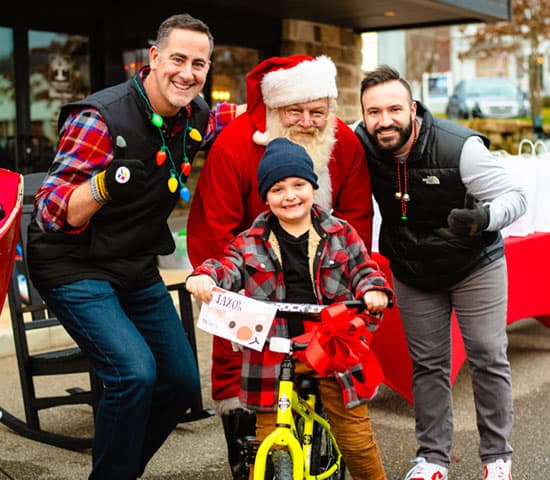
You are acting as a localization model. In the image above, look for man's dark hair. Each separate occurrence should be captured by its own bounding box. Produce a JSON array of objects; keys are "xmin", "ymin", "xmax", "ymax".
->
[
  {"xmin": 360, "ymin": 65, "xmax": 413, "ymax": 103},
  {"xmin": 156, "ymin": 13, "xmax": 214, "ymax": 56}
]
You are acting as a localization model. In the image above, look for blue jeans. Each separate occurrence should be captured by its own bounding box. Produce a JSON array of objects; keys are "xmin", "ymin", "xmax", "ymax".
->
[{"xmin": 41, "ymin": 279, "xmax": 200, "ymax": 480}]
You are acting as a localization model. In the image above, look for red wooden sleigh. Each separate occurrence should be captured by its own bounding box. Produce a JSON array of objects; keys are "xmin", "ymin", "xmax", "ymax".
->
[
  {"xmin": 0, "ymin": 169, "xmax": 101, "ymax": 450},
  {"xmin": 0, "ymin": 168, "xmax": 23, "ymax": 311}
]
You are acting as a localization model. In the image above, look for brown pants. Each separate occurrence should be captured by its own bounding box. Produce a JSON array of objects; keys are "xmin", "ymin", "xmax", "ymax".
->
[{"xmin": 250, "ymin": 363, "xmax": 386, "ymax": 480}]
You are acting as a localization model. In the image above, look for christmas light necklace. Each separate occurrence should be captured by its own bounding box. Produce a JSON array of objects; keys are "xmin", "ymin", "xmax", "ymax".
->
[
  {"xmin": 394, "ymin": 119, "xmax": 418, "ymax": 222},
  {"xmin": 132, "ymin": 75, "xmax": 202, "ymax": 202}
]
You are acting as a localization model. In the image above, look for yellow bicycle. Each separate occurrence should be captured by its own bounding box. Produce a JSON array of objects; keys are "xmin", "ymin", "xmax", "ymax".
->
[{"xmin": 245, "ymin": 299, "xmax": 373, "ymax": 480}]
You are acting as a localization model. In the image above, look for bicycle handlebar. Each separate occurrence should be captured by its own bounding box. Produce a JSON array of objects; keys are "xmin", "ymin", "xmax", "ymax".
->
[
  {"xmin": 267, "ymin": 299, "xmax": 366, "ymax": 320},
  {"xmin": 267, "ymin": 299, "xmax": 375, "ymax": 354}
]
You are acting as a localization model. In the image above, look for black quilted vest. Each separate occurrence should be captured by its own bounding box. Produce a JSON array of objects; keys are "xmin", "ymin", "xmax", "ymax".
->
[
  {"xmin": 356, "ymin": 102, "xmax": 504, "ymax": 290},
  {"xmin": 28, "ymin": 75, "xmax": 210, "ymax": 289}
]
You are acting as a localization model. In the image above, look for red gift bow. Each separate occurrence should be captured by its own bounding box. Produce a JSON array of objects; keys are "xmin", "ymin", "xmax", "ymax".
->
[{"xmin": 292, "ymin": 303, "xmax": 384, "ymax": 398}]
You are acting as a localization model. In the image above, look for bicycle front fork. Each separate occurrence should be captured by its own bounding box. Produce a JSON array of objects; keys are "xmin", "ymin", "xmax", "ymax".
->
[{"xmin": 253, "ymin": 378, "xmax": 304, "ymax": 479}]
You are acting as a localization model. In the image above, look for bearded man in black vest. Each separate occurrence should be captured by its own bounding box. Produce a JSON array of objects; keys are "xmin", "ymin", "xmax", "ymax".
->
[{"xmin": 355, "ymin": 65, "xmax": 526, "ymax": 480}]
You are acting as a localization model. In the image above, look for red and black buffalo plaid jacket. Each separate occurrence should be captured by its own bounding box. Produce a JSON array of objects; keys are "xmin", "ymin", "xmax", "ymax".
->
[{"xmin": 192, "ymin": 204, "xmax": 392, "ymax": 411}]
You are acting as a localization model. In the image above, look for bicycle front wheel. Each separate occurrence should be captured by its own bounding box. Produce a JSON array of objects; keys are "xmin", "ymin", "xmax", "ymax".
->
[{"xmin": 271, "ymin": 450, "xmax": 293, "ymax": 480}]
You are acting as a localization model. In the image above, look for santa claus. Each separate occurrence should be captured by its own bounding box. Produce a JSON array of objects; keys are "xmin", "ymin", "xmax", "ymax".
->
[{"xmin": 187, "ymin": 54, "xmax": 374, "ymax": 480}]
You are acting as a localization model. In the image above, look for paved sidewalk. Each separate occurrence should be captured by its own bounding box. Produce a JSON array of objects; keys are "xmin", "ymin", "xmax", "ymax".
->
[{"xmin": 1, "ymin": 316, "xmax": 549, "ymax": 479}]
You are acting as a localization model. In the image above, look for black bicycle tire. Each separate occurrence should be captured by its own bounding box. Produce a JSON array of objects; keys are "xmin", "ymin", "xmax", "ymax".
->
[
  {"xmin": 310, "ymin": 405, "xmax": 346, "ymax": 480},
  {"xmin": 271, "ymin": 450, "xmax": 293, "ymax": 480}
]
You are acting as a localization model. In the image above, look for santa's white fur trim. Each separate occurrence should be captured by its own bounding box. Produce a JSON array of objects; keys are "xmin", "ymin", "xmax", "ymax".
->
[
  {"xmin": 253, "ymin": 130, "xmax": 269, "ymax": 146},
  {"xmin": 261, "ymin": 55, "xmax": 337, "ymax": 109}
]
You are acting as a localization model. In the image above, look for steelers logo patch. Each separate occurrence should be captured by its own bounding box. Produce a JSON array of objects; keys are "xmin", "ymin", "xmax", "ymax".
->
[{"xmin": 115, "ymin": 166, "xmax": 131, "ymax": 184}]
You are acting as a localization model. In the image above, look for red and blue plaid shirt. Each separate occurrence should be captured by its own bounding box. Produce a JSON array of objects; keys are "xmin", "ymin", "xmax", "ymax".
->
[{"xmin": 34, "ymin": 77, "xmax": 235, "ymax": 234}]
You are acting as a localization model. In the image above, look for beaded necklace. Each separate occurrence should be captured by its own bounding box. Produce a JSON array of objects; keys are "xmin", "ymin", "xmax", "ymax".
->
[
  {"xmin": 394, "ymin": 119, "xmax": 418, "ymax": 222},
  {"xmin": 132, "ymin": 74, "xmax": 202, "ymax": 202}
]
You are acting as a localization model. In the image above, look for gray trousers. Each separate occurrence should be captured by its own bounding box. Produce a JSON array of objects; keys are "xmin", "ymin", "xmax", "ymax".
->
[{"xmin": 393, "ymin": 257, "xmax": 513, "ymax": 467}]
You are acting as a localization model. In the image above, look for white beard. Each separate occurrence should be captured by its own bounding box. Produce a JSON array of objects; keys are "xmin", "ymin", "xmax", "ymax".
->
[{"xmin": 256, "ymin": 109, "xmax": 337, "ymax": 210}]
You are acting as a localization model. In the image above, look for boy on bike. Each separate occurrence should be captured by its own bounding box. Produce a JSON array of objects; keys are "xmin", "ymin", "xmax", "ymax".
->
[{"xmin": 186, "ymin": 137, "xmax": 393, "ymax": 480}]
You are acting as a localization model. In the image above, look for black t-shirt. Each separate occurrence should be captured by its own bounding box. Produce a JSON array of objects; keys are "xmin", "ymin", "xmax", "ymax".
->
[{"xmin": 271, "ymin": 219, "xmax": 316, "ymax": 337}]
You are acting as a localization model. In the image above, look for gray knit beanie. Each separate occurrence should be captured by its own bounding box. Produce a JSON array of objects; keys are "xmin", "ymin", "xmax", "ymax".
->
[{"xmin": 257, "ymin": 138, "xmax": 319, "ymax": 201}]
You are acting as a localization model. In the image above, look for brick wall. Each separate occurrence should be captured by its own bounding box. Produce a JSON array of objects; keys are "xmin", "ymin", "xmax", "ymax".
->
[{"xmin": 280, "ymin": 19, "xmax": 363, "ymax": 124}]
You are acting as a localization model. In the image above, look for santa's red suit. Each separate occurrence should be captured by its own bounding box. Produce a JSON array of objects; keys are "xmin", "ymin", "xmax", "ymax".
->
[{"xmin": 187, "ymin": 55, "xmax": 374, "ymax": 403}]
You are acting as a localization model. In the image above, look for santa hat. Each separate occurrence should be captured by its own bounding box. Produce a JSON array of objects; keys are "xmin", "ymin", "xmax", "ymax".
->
[{"xmin": 246, "ymin": 55, "xmax": 338, "ymax": 145}]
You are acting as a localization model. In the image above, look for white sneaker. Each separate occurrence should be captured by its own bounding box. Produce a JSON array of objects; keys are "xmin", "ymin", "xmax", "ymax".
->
[
  {"xmin": 404, "ymin": 457, "xmax": 448, "ymax": 480},
  {"xmin": 483, "ymin": 458, "xmax": 512, "ymax": 479}
]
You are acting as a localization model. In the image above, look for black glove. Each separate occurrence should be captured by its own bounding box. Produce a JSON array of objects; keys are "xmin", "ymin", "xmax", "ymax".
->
[
  {"xmin": 445, "ymin": 204, "xmax": 490, "ymax": 237},
  {"xmin": 91, "ymin": 136, "xmax": 147, "ymax": 203},
  {"xmin": 102, "ymin": 158, "xmax": 147, "ymax": 202}
]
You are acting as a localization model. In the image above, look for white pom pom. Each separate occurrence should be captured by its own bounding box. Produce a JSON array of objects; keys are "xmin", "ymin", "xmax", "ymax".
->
[{"xmin": 253, "ymin": 130, "xmax": 269, "ymax": 145}]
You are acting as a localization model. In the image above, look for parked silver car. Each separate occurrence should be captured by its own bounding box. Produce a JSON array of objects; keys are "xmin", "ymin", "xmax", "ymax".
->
[{"xmin": 446, "ymin": 77, "xmax": 530, "ymax": 119}]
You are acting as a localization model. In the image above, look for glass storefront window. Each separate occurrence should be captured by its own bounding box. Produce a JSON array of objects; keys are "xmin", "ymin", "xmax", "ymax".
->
[
  {"xmin": 123, "ymin": 48, "xmax": 149, "ymax": 80},
  {"xmin": 28, "ymin": 30, "xmax": 90, "ymax": 171},
  {"xmin": 0, "ymin": 27, "xmax": 15, "ymax": 170},
  {"xmin": 211, "ymin": 46, "xmax": 258, "ymax": 106}
]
